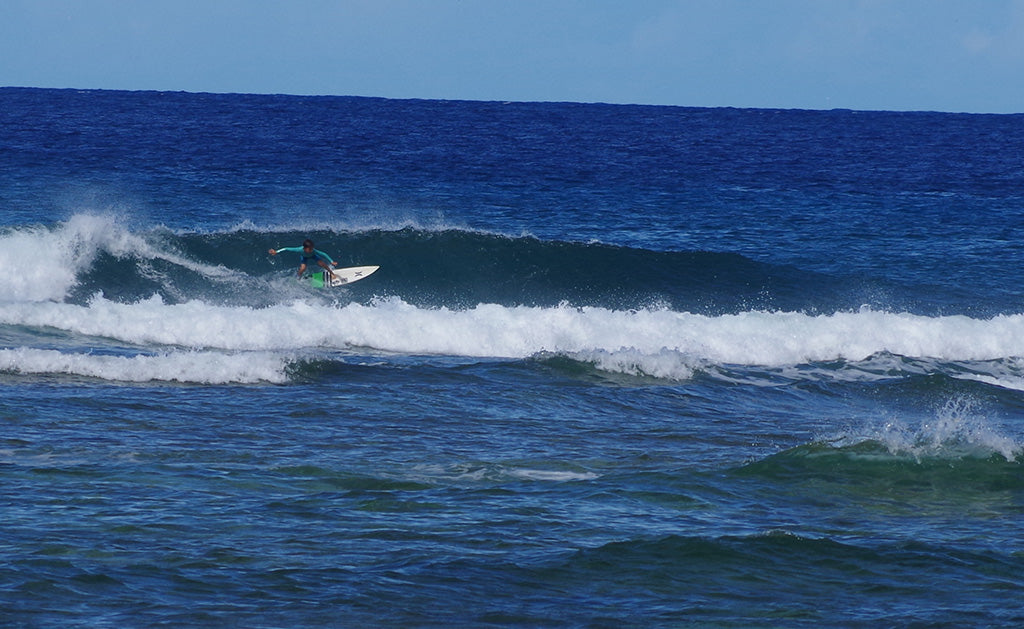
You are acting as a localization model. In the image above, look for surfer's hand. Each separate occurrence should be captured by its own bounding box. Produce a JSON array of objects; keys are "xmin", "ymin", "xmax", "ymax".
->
[
  {"xmin": 331, "ymin": 261, "xmax": 338, "ymax": 266},
  {"xmin": 268, "ymin": 249, "xmax": 276, "ymax": 255}
]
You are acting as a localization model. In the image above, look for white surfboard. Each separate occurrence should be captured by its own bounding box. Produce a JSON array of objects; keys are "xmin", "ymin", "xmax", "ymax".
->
[{"xmin": 310, "ymin": 265, "xmax": 379, "ymax": 288}]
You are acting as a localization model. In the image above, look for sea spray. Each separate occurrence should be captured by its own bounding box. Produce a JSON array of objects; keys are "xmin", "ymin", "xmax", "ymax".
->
[{"xmin": 875, "ymin": 395, "xmax": 1021, "ymax": 462}]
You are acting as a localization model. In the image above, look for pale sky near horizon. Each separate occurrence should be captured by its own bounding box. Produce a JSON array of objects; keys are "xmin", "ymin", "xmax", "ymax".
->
[{"xmin": 2, "ymin": 0, "xmax": 1023, "ymax": 113}]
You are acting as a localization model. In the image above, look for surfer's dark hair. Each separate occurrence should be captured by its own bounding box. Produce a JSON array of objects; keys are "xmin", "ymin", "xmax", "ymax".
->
[{"xmin": 302, "ymin": 239, "xmax": 314, "ymax": 248}]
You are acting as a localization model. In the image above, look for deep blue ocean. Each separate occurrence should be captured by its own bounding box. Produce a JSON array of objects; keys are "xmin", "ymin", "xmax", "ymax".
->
[{"xmin": 2, "ymin": 87, "xmax": 1024, "ymax": 627}]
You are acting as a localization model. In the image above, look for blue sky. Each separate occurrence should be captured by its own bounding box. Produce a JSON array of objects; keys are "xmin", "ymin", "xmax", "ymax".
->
[{"xmin": 2, "ymin": 0, "xmax": 1023, "ymax": 113}]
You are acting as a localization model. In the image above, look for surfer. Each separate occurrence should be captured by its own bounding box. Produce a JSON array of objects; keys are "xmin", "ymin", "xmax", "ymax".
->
[{"xmin": 268, "ymin": 239, "xmax": 338, "ymax": 279}]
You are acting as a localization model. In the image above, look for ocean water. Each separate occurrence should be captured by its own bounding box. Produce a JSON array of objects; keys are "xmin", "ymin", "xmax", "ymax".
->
[{"xmin": 2, "ymin": 87, "xmax": 1024, "ymax": 627}]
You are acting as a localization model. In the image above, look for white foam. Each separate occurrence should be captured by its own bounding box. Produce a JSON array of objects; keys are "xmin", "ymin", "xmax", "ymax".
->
[
  {"xmin": 5, "ymin": 296, "xmax": 1024, "ymax": 358},
  {"xmin": 411, "ymin": 462, "xmax": 599, "ymax": 484},
  {"xmin": 0, "ymin": 219, "xmax": 93, "ymax": 302},
  {"xmin": 4, "ymin": 295, "xmax": 1024, "ymax": 385},
  {"xmin": 0, "ymin": 347, "xmax": 289, "ymax": 384},
  {"xmin": 505, "ymin": 468, "xmax": 600, "ymax": 482},
  {"xmin": 0, "ymin": 214, "xmax": 235, "ymax": 303},
  {"xmin": 957, "ymin": 374, "xmax": 1024, "ymax": 391},
  {"xmin": 951, "ymin": 357, "xmax": 1024, "ymax": 392},
  {"xmin": 564, "ymin": 348, "xmax": 698, "ymax": 381}
]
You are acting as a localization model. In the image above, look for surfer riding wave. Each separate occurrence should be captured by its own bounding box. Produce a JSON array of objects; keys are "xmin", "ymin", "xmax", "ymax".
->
[{"xmin": 269, "ymin": 239, "xmax": 338, "ymax": 279}]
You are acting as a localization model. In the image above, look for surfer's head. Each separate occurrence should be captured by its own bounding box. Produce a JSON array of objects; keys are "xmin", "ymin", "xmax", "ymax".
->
[{"xmin": 302, "ymin": 239, "xmax": 314, "ymax": 251}]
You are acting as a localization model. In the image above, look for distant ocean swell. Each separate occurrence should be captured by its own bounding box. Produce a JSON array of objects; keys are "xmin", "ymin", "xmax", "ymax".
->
[{"xmin": 538, "ymin": 531, "xmax": 1024, "ymax": 625}]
